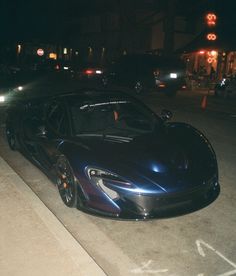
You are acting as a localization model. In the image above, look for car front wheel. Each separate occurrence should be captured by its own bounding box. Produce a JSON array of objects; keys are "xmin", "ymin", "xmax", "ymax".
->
[{"xmin": 56, "ymin": 156, "xmax": 78, "ymax": 208}]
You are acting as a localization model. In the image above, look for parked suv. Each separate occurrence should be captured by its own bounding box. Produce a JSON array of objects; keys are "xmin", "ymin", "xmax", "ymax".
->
[{"xmin": 103, "ymin": 54, "xmax": 186, "ymax": 96}]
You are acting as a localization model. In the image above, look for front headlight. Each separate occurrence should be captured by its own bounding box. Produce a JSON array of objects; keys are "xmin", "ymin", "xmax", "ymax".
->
[
  {"xmin": 12, "ymin": 86, "xmax": 24, "ymax": 92},
  {"xmin": 17, "ymin": 86, "xmax": 23, "ymax": 91},
  {"xmin": 0, "ymin": 95, "xmax": 5, "ymax": 103},
  {"xmin": 86, "ymin": 167, "xmax": 131, "ymax": 199}
]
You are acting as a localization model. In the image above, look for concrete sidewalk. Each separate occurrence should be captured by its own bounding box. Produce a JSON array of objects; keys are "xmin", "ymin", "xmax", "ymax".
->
[{"xmin": 0, "ymin": 157, "xmax": 106, "ymax": 276}]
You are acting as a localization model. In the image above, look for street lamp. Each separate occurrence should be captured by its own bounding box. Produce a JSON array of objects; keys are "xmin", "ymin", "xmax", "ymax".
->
[{"xmin": 17, "ymin": 44, "xmax": 21, "ymax": 55}]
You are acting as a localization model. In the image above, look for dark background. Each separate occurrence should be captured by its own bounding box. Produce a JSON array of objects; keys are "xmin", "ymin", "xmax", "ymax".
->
[{"xmin": 1, "ymin": 0, "xmax": 235, "ymax": 43}]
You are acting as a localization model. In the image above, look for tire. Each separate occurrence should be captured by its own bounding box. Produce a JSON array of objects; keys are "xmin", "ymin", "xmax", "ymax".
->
[
  {"xmin": 56, "ymin": 156, "xmax": 78, "ymax": 208},
  {"xmin": 6, "ymin": 127, "xmax": 18, "ymax": 151}
]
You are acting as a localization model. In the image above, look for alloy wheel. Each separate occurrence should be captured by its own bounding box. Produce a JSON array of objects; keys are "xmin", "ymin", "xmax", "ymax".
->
[{"xmin": 57, "ymin": 157, "xmax": 77, "ymax": 208}]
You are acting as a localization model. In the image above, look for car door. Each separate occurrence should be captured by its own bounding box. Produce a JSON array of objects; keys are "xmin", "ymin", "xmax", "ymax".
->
[{"xmin": 21, "ymin": 99, "xmax": 70, "ymax": 171}]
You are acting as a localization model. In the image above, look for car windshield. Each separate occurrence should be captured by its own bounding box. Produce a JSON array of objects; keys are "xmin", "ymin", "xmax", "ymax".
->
[{"xmin": 71, "ymin": 97, "xmax": 159, "ymax": 138}]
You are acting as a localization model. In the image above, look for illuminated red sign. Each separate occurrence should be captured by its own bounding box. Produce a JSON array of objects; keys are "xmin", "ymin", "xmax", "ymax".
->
[
  {"xmin": 206, "ymin": 13, "xmax": 217, "ymax": 26},
  {"xmin": 207, "ymin": 33, "xmax": 217, "ymax": 41}
]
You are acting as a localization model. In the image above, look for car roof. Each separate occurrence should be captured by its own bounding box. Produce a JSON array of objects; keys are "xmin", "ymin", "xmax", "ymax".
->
[
  {"xmin": 15, "ymin": 88, "xmax": 133, "ymax": 105},
  {"xmin": 57, "ymin": 88, "xmax": 130, "ymax": 98}
]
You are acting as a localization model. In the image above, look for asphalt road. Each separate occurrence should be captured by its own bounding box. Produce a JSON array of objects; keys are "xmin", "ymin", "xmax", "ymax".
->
[{"xmin": 0, "ymin": 88, "xmax": 236, "ymax": 276}]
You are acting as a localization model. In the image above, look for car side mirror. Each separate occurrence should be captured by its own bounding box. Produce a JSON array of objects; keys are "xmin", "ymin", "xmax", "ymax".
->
[{"xmin": 160, "ymin": 109, "xmax": 172, "ymax": 121}]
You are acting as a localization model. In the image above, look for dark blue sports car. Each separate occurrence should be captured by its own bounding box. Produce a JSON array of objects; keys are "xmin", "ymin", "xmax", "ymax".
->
[{"xmin": 5, "ymin": 90, "xmax": 220, "ymax": 219}]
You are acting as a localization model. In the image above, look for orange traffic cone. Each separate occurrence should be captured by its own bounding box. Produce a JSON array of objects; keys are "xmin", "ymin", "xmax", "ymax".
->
[{"xmin": 201, "ymin": 95, "xmax": 207, "ymax": 110}]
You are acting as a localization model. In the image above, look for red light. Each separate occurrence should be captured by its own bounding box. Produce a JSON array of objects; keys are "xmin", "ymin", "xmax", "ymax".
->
[
  {"xmin": 207, "ymin": 57, "xmax": 213, "ymax": 63},
  {"xmin": 85, "ymin": 69, "xmax": 94, "ymax": 75},
  {"xmin": 206, "ymin": 13, "xmax": 217, "ymax": 27},
  {"xmin": 199, "ymin": 51, "xmax": 205, "ymax": 55},
  {"xmin": 207, "ymin": 33, "xmax": 217, "ymax": 40},
  {"xmin": 206, "ymin": 13, "xmax": 217, "ymax": 21},
  {"xmin": 208, "ymin": 21, "xmax": 216, "ymax": 26},
  {"xmin": 114, "ymin": 111, "xmax": 119, "ymax": 121},
  {"xmin": 210, "ymin": 50, "xmax": 217, "ymax": 56}
]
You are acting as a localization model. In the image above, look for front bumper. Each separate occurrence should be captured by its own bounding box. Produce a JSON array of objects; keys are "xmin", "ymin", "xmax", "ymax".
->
[
  {"xmin": 118, "ymin": 180, "xmax": 220, "ymax": 219},
  {"xmin": 79, "ymin": 177, "xmax": 220, "ymax": 220}
]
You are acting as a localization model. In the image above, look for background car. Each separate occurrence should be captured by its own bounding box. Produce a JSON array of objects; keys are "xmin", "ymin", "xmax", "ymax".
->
[
  {"xmin": 103, "ymin": 54, "xmax": 186, "ymax": 96},
  {"xmin": 71, "ymin": 62, "xmax": 105, "ymax": 86},
  {"xmin": 0, "ymin": 70, "xmax": 25, "ymax": 105},
  {"xmin": 6, "ymin": 90, "xmax": 219, "ymax": 219}
]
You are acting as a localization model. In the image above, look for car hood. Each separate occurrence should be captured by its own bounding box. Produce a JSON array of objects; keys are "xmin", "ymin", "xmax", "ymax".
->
[{"xmin": 63, "ymin": 123, "xmax": 217, "ymax": 193}]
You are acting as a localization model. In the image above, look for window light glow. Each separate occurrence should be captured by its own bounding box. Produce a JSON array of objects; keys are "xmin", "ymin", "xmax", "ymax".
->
[{"xmin": 170, "ymin": 73, "xmax": 177, "ymax": 79}]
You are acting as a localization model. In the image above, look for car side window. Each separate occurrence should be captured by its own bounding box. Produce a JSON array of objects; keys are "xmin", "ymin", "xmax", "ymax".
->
[
  {"xmin": 46, "ymin": 102, "xmax": 68, "ymax": 136},
  {"xmin": 21, "ymin": 102, "xmax": 45, "ymax": 139}
]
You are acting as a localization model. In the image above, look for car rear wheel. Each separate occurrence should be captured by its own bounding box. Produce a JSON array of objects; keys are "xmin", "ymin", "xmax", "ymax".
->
[
  {"xmin": 6, "ymin": 127, "xmax": 18, "ymax": 151},
  {"xmin": 56, "ymin": 156, "xmax": 77, "ymax": 208}
]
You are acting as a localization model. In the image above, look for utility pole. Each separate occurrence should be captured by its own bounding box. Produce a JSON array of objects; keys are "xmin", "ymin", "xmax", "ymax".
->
[
  {"xmin": 163, "ymin": 0, "xmax": 176, "ymax": 55},
  {"xmin": 118, "ymin": 0, "xmax": 136, "ymax": 53}
]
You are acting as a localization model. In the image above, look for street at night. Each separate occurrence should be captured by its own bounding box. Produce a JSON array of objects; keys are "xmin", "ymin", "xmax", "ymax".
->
[{"xmin": 1, "ymin": 0, "xmax": 236, "ymax": 275}]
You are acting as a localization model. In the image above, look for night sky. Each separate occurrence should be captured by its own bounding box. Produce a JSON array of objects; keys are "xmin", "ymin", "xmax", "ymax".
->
[
  {"xmin": 0, "ymin": 0, "xmax": 235, "ymax": 43},
  {"xmin": 0, "ymin": 0, "xmax": 67, "ymax": 42}
]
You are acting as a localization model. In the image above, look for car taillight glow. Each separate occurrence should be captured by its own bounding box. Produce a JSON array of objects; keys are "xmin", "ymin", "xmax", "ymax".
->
[{"xmin": 85, "ymin": 69, "xmax": 94, "ymax": 75}]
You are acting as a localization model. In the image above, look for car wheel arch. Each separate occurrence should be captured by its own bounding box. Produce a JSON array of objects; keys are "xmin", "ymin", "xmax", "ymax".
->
[{"xmin": 55, "ymin": 154, "xmax": 87, "ymax": 208}]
